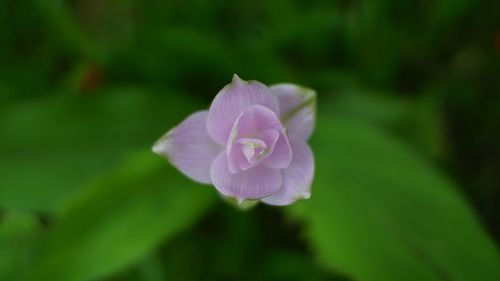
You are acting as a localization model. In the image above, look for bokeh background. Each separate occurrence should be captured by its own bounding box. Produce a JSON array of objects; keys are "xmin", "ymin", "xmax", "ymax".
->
[{"xmin": 1, "ymin": 0, "xmax": 500, "ymax": 280}]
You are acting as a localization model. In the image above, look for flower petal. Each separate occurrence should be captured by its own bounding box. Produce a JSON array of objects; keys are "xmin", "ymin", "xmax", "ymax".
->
[
  {"xmin": 153, "ymin": 111, "xmax": 222, "ymax": 184},
  {"xmin": 207, "ymin": 75, "xmax": 280, "ymax": 144},
  {"xmin": 227, "ymin": 136, "xmax": 273, "ymax": 173},
  {"xmin": 271, "ymin": 84, "xmax": 316, "ymax": 140},
  {"xmin": 232, "ymin": 132, "xmax": 278, "ymax": 172},
  {"xmin": 262, "ymin": 131, "xmax": 293, "ymax": 169},
  {"xmin": 226, "ymin": 105, "xmax": 285, "ymax": 173},
  {"xmin": 229, "ymin": 104, "xmax": 284, "ymax": 140},
  {"xmin": 211, "ymin": 151, "xmax": 282, "ymax": 202},
  {"xmin": 261, "ymin": 134, "xmax": 314, "ymax": 206}
]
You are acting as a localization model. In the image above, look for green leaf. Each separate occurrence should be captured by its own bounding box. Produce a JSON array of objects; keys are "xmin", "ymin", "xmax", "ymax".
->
[
  {"xmin": 290, "ymin": 117, "xmax": 500, "ymax": 281},
  {"xmin": 0, "ymin": 212, "xmax": 41, "ymax": 280},
  {"xmin": 0, "ymin": 88, "xmax": 198, "ymax": 213},
  {"xmin": 329, "ymin": 90, "xmax": 445, "ymax": 159},
  {"xmin": 23, "ymin": 150, "xmax": 215, "ymax": 281},
  {"xmin": 130, "ymin": 254, "xmax": 167, "ymax": 281}
]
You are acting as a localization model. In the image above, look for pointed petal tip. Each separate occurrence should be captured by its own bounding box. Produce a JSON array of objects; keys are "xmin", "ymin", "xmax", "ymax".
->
[
  {"xmin": 236, "ymin": 197, "xmax": 246, "ymax": 205},
  {"xmin": 151, "ymin": 135, "xmax": 170, "ymax": 155},
  {"xmin": 232, "ymin": 73, "xmax": 245, "ymax": 85},
  {"xmin": 300, "ymin": 191, "xmax": 311, "ymax": 200},
  {"xmin": 152, "ymin": 144, "xmax": 162, "ymax": 155},
  {"xmin": 301, "ymin": 86, "xmax": 316, "ymax": 99},
  {"xmin": 220, "ymin": 194, "xmax": 259, "ymax": 210}
]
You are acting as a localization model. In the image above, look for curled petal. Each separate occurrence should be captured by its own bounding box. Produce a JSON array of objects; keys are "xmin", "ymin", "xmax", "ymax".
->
[
  {"xmin": 262, "ymin": 130, "xmax": 292, "ymax": 169},
  {"xmin": 226, "ymin": 105, "xmax": 286, "ymax": 173},
  {"xmin": 262, "ymin": 134, "xmax": 314, "ymax": 206},
  {"xmin": 153, "ymin": 111, "xmax": 222, "ymax": 184},
  {"xmin": 271, "ymin": 84, "xmax": 316, "ymax": 140},
  {"xmin": 211, "ymin": 151, "xmax": 282, "ymax": 202},
  {"xmin": 226, "ymin": 105, "xmax": 284, "ymax": 149},
  {"xmin": 237, "ymin": 138, "xmax": 267, "ymax": 163},
  {"xmin": 230, "ymin": 105, "xmax": 284, "ymax": 138},
  {"xmin": 228, "ymin": 130, "xmax": 280, "ymax": 173},
  {"xmin": 207, "ymin": 75, "xmax": 280, "ymax": 144}
]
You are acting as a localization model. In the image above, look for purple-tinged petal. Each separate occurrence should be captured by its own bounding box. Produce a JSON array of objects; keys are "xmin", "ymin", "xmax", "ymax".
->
[
  {"xmin": 258, "ymin": 129, "xmax": 281, "ymax": 156},
  {"xmin": 211, "ymin": 151, "xmax": 282, "ymax": 202},
  {"xmin": 262, "ymin": 134, "xmax": 314, "ymax": 206},
  {"xmin": 262, "ymin": 130, "xmax": 292, "ymax": 169},
  {"xmin": 153, "ymin": 111, "xmax": 222, "ymax": 184},
  {"xmin": 226, "ymin": 105, "xmax": 285, "ymax": 173},
  {"xmin": 236, "ymin": 130, "xmax": 280, "ymax": 171},
  {"xmin": 207, "ymin": 75, "xmax": 280, "ymax": 144},
  {"xmin": 227, "ymin": 142, "xmax": 247, "ymax": 174},
  {"xmin": 271, "ymin": 84, "xmax": 316, "ymax": 141},
  {"xmin": 227, "ymin": 105, "xmax": 284, "ymax": 146},
  {"xmin": 238, "ymin": 138, "xmax": 267, "ymax": 162},
  {"xmin": 233, "ymin": 105, "xmax": 283, "ymax": 137},
  {"xmin": 227, "ymin": 137, "xmax": 269, "ymax": 173}
]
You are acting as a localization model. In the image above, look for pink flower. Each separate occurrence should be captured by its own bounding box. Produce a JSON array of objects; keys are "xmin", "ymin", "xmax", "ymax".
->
[{"xmin": 153, "ymin": 75, "xmax": 315, "ymax": 206}]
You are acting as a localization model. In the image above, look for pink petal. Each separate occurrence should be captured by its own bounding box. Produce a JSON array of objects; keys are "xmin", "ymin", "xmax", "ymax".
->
[
  {"xmin": 261, "ymin": 134, "xmax": 314, "ymax": 206},
  {"xmin": 271, "ymin": 84, "xmax": 316, "ymax": 141},
  {"xmin": 258, "ymin": 129, "xmax": 281, "ymax": 156},
  {"xmin": 226, "ymin": 105, "xmax": 285, "ymax": 173},
  {"xmin": 227, "ymin": 142, "xmax": 249, "ymax": 173},
  {"xmin": 210, "ymin": 151, "xmax": 282, "ymax": 202},
  {"xmin": 262, "ymin": 130, "xmax": 293, "ymax": 169},
  {"xmin": 207, "ymin": 75, "xmax": 280, "ymax": 144},
  {"xmin": 153, "ymin": 111, "xmax": 222, "ymax": 184},
  {"xmin": 227, "ymin": 137, "xmax": 270, "ymax": 173},
  {"xmin": 237, "ymin": 138, "xmax": 267, "ymax": 162},
  {"xmin": 229, "ymin": 105, "xmax": 284, "ymax": 138}
]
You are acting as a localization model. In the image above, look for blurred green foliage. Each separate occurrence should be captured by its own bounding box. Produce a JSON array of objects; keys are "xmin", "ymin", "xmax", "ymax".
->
[
  {"xmin": 292, "ymin": 117, "xmax": 500, "ymax": 281},
  {"xmin": 1, "ymin": 0, "xmax": 500, "ymax": 281}
]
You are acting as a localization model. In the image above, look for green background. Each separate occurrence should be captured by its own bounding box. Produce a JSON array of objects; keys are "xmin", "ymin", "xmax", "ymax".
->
[{"xmin": 1, "ymin": 0, "xmax": 500, "ymax": 280}]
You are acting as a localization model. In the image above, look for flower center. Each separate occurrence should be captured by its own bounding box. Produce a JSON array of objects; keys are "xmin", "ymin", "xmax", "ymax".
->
[{"xmin": 239, "ymin": 138, "xmax": 268, "ymax": 162}]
